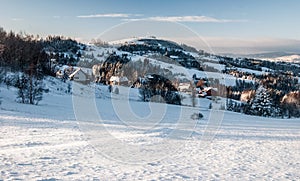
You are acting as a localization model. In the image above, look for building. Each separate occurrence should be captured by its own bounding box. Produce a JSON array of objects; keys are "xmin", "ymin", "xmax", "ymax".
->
[
  {"xmin": 178, "ymin": 82, "xmax": 192, "ymax": 92},
  {"xmin": 69, "ymin": 68, "xmax": 89, "ymax": 83},
  {"xmin": 109, "ymin": 76, "xmax": 129, "ymax": 86}
]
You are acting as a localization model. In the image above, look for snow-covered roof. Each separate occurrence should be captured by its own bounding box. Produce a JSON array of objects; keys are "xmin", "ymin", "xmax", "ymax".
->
[
  {"xmin": 110, "ymin": 76, "xmax": 128, "ymax": 82},
  {"xmin": 203, "ymin": 87, "xmax": 218, "ymax": 92},
  {"xmin": 69, "ymin": 68, "xmax": 85, "ymax": 78},
  {"xmin": 170, "ymin": 55, "xmax": 179, "ymax": 59}
]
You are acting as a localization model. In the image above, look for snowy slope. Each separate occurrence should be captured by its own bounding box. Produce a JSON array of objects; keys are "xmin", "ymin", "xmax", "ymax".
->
[
  {"xmin": 1, "ymin": 37, "xmax": 299, "ymax": 180},
  {"xmin": 108, "ymin": 37, "xmax": 141, "ymax": 45},
  {"xmin": 108, "ymin": 47, "xmax": 251, "ymax": 86},
  {"xmin": 80, "ymin": 38, "xmax": 270, "ymax": 87},
  {"xmin": 265, "ymin": 54, "xmax": 300, "ymax": 63},
  {"xmin": 0, "ymin": 81, "xmax": 300, "ymax": 180}
]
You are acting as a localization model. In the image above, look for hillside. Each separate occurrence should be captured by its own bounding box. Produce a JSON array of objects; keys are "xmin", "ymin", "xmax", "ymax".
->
[
  {"xmin": 0, "ymin": 29, "xmax": 299, "ymax": 117},
  {"xmin": 0, "ymin": 78, "xmax": 299, "ymax": 180},
  {"xmin": 224, "ymin": 51, "xmax": 300, "ymax": 64},
  {"xmin": 72, "ymin": 37, "xmax": 299, "ymax": 117},
  {"xmin": 1, "ymin": 34, "xmax": 300, "ymax": 180},
  {"xmin": 267, "ymin": 54, "xmax": 300, "ymax": 63}
]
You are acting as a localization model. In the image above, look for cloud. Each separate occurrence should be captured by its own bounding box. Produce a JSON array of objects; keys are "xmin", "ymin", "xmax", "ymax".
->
[
  {"xmin": 77, "ymin": 13, "xmax": 141, "ymax": 18},
  {"xmin": 124, "ymin": 16, "xmax": 246, "ymax": 23}
]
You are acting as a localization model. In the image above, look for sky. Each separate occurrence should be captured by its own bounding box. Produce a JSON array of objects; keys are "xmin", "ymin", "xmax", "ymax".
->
[{"xmin": 1, "ymin": 0, "xmax": 300, "ymax": 54}]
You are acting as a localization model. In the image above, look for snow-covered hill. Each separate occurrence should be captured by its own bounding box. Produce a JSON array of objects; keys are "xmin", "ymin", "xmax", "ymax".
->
[
  {"xmin": 229, "ymin": 52, "xmax": 300, "ymax": 64},
  {"xmin": 79, "ymin": 37, "xmax": 259, "ymax": 87},
  {"xmin": 1, "ymin": 36, "xmax": 300, "ymax": 180},
  {"xmin": 268, "ymin": 54, "xmax": 300, "ymax": 63},
  {"xmin": 0, "ymin": 80, "xmax": 299, "ymax": 180}
]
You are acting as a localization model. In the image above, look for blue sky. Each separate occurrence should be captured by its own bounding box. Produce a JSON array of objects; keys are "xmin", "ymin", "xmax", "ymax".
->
[{"xmin": 1, "ymin": 0, "xmax": 300, "ymax": 54}]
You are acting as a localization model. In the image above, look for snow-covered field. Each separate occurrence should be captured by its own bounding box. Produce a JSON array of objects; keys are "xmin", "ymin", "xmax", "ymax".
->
[{"xmin": 0, "ymin": 82, "xmax": 300, "ymax": 180}]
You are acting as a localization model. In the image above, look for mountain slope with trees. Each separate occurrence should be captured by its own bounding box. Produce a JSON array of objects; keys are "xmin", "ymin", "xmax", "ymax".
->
[{"xmin": 0, "ymin": 28, "xmax": 299, "ymax": 117}]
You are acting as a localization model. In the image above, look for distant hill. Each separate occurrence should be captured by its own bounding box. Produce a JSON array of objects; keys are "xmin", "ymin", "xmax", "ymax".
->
[{"xmin": 221, "ymin": 51, "xmax": 300, "ymax": 63}]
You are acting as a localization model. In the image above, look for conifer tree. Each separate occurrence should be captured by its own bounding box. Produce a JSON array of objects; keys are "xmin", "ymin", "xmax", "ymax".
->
[{"xmin": 250, "ymin": 85, "xmax": 273, "ymax": 117}]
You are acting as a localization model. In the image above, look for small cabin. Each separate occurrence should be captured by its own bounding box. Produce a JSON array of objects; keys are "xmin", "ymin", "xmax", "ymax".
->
[
  {"xmin": 198, "ymin": 87, "xmax": 218, "ymax": 98},
  {"xmin": 110, "ymin": 76, "xmax": 129, "ymax": 86},
  {"xmin": 69, "ymin": 68, "xmax": 89, "ymax": 83},
  {"xmin": 178, "ymin": 82, "xmax": 191, "ymax": 92}
]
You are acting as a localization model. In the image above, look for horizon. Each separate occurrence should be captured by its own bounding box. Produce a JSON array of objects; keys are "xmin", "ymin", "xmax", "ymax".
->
[{"xmin": 1, "ymin": 0, "xmax": 300, "ymax": 54}]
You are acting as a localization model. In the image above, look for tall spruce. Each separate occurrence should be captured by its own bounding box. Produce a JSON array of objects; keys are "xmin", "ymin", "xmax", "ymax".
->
[{"xmin": 249, "ymin": 85, "xmax": 273, "ymax": 117}]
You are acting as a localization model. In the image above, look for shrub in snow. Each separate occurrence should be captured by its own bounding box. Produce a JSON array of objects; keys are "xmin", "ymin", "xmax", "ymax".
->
[
  {"xmin": 66, "ymin": 82, "xmax": 72, "ymax": 94},
  {"xmin": 208, "ymin": 103, "xmax": 212, "ymax": 109},
  {"xmin": 108, "ymin": 85, "xmax": 112, "ymax": 93},
  {"xmin": 226, "ymin": 99, "xmax": 235, "ymax": 111},
  {"xmin": 226, "ymin": 99, "xmax": 242, "ymax": 113},
  {"xmin": 114, "ymin": 86, "xmax": 119, "ymax": 94},
  {"xmin": 0, "ymin": 70, "xmax": 3, "ymax": 84},
  {"xmin": 15, "ymin": 73, "xmax": 44, "ymax": 105},
  {"xmin": 190, "ymin": 112, "xmax": 203, "ymax": 120}
]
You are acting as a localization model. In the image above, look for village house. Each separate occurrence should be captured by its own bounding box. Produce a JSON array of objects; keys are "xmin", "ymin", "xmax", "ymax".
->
[
  {"xmin": 69, "ymin": 68, "xmax": 89, "ymax": 84},
  {"xmin": 109, "ymin": 76, "xmax": 129, "ymax": 86},
  {"xmin": 178, "ymin": 82, "xmax": 192, "ymax": 92},
  {"xmin": 198, "ymin": 87, "xmax": 218, "ymax": 98}
]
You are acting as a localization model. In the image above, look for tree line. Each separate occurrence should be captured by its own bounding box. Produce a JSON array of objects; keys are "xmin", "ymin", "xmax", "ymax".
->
[{"xmin": 0, "ymin": 27, "xmax": 83, "ymax": 105}]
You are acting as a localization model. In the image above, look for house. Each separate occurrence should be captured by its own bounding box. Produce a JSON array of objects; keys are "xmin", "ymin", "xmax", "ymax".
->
[
  {"xmin": 109, "ymin": 76, "xmax": 129, "ymax": 86},
  {"xmin": 56, "ymin": 70, "xmax": 64, "ymax": 79},
  {"xmin": 69, "ymin": 68, "xmax": 89, "ymax": 83},
  {"xmin": 178, "ymin": 82, "xmax": 192, "ymax": 92},
  {"xmin": 198, "ymin": 87, "xmax": 218, "ymax": 98},
  {"xmin": 55, "ymin": 65, "xmax": 73, "ymax": 80}
]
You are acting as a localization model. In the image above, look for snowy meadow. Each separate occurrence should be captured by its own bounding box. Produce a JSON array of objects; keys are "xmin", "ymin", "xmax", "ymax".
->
[{"xmin": 0, "ymin": 82, "xmax": 299, "ymax": 180}]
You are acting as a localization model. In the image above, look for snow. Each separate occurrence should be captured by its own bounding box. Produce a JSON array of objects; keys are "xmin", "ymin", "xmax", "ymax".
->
[
  {"xmin": 0, "ymin": 79, "xmax": 300, "ymax": 180},
  {"xmin": 79, "ymin": 40, "xmax": 255, "ymax": 87},
  {"xmin": 82, "ymin": 45, "xmax": 118, "ymax": 62},
  {"xmin": 109, "ymin": 76, "xmax": 128, "ymax": 83},
  {"xmin": 125, "ymin": 52, "xmax": 244, "ymax": 86},
  {"xmin": 236, "ymin": 67, "xmax": 266, "ymax": 75},
  {"xmin": 199, "ymin": 55, "xmax": 220, "ymax": 62},
  {"xmin": 203, "ymin": 62, "xmax": 225, "ymax": 71},
  {"xmin": 108, "ymin": 37, "xmax": 140, "ymax": 45},
  {"xmin": 170, "ymin": 55, "xmax": 179, "ymax": 59},
  {"xmin": 266, "ymin": 54, "xmax": 300, "ymax": 63}
]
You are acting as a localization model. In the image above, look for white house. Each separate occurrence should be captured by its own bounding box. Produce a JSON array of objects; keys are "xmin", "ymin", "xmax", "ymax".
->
[
  {"xmin": 178, "ymin": 82, "xmax": 191, "ymax": 92},
  {"xmin": 69, "ymin": 68, "xmax": 89, "ymax": 83},
  {"xmin": 109, "ymin": 76, "xmax": 129, "ymax": 85}
]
